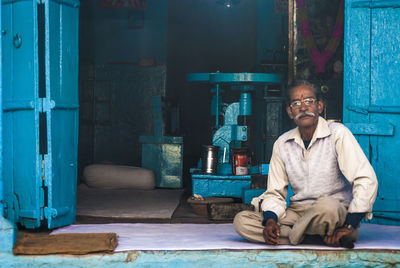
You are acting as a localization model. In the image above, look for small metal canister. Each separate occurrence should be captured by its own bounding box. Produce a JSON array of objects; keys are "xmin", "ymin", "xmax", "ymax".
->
[
  {"xmin": 232, "ymin": 148, "xmax": 248, "ymax": 175},
  {"xmin": 201, "ymin": 145, "xmax": 219, "ymax": 174}
]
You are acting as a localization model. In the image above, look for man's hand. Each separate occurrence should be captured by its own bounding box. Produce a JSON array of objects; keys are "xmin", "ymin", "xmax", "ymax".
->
[
  {"xmin": 323, "ymin": 227, "xmax": 353, "ymax": 247},
  {"xmin": 263, "ymin": 218, "xmax": 280, "ymax": 245}
]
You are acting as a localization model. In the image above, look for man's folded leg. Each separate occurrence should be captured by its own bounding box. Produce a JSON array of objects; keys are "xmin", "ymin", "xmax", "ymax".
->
[
  {"xmin": 288, "ymin": 196, "xmax": 348, "ymax": 245},
  {"xmin": 233, "ymin": 210, "xmax": 292, "ymax": 245}
]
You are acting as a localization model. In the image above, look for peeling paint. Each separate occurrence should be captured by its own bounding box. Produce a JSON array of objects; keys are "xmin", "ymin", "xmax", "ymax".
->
[
  {"xmin": 124, "ymin": 252, "xmax": 140, "ymax": 263},
  {"xmin": 1, "ymin": 249, "xmax": 400, "ymax": 267}
]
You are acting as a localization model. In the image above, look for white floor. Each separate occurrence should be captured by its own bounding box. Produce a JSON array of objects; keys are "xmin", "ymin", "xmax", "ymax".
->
[{"xmin": 51, "ymin": 223, "xmax": 400, "ymax": 252}]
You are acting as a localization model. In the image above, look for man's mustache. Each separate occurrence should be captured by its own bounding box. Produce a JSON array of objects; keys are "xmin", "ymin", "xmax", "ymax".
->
[{"xmin": 295, "ymin": 112, "xmax": 315, "ymax": 120}]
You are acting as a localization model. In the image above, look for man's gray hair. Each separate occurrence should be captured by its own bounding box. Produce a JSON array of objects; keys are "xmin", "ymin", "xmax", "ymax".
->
[{"xmin": 286, "ymin": 80, "xmax": 321, "ymax": 106}]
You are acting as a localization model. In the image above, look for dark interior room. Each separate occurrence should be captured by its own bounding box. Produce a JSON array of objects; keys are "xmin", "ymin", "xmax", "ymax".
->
[{"xmin": 76, "ymin": 0, "xmax": 343, "ymax": 223}]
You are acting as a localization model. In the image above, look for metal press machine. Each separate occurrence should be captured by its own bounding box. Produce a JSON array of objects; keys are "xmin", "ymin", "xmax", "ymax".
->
[{"xmin": 187, "ymin": 72, "xmax": 284, "ymax": 202}]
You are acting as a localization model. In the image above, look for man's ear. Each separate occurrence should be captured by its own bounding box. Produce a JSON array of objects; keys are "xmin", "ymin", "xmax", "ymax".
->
[
  {"xmin": 286, "ymin": 106, "xmax": 294, "ymax": 119},
  {"xmin": 317, "ymin": 100, "xmax": 324, "ymax": 114}
]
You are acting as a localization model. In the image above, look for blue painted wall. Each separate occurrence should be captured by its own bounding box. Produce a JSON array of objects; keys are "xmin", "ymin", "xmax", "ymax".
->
[
  {"xmin": 78, "ymin": 0, "xmax": 168, "ymax": 176},
  {"xmin": 81, "ymin": 0, "xmax": 167, "ymax": 65},
  {"xmin": 257, "ymin": 0, "xmax": 288, "ymax": 65}
]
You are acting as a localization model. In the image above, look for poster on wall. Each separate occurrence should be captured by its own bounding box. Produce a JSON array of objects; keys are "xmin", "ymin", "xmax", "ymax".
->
[{"xmin": 97, "ymin": 0, "xmax": 148, "ymax": 9}]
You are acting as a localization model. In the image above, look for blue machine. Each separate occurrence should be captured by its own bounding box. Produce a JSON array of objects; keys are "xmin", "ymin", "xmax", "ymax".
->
[
  {"xmin": 187, "ymin": 72, "xmax": 281, "ymax": 198},
  {"xmin": 188, "ymin": 72, "xmax": 281, "ymax": 171}
]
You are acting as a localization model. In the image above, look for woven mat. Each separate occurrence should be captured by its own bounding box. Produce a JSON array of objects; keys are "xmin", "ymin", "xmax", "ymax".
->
[{"xmin": 13, "ymin": 232, "xmax": 118, "ymax": 255}]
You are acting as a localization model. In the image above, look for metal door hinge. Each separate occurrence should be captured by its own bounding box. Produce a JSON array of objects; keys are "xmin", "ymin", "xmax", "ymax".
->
[
  {"xmin": 41, "ymin": 99, "xmax": 55, "ymax": 112},
  {"xmin": 44, "ymin": 207, "xmax": 71, "ymax": 219}
]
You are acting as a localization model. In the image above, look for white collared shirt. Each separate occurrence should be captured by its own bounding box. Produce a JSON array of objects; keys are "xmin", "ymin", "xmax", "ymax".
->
[{"xmin": 253, "ymin": 117, "xmax": 378, "ymax": 220}]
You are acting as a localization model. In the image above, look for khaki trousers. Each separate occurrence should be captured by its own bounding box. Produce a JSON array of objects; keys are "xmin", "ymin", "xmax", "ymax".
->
[{"xmin": 233, "ymin": 196, "xmax": 358, "ymax": 245}]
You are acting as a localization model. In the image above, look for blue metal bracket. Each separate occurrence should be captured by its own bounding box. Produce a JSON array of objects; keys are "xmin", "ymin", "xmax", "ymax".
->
[{"xmin": 231, "ymin": 125, "xmax": 247, "ymax": 141}]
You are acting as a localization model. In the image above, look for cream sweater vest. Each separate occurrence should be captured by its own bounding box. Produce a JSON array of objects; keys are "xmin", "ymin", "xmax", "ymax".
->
[{"xmin": 278, "ymin": 121, "xmax": 353, "ymax": 207}]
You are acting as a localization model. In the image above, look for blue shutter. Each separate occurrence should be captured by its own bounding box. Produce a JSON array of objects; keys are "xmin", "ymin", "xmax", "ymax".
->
[
  {"xmin": 43, "ymin": 0, "xmax": 79, "ymax": 229},
  {"xmin": 344, "ymin": 0, "xmax": 400, "ymax": 225},
  {"xmin": 2, "ymin": 0, "xmax": 42, "ymax": 228},
  {"xmin": 2, "ymin": 0, "xmax": 79, "ymax": 229}
]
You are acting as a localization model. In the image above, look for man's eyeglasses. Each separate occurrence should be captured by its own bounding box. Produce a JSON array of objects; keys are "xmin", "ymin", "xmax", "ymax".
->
[{"xmin": 290, "ymin": 98, "xmax": 317, "ymax": 109}]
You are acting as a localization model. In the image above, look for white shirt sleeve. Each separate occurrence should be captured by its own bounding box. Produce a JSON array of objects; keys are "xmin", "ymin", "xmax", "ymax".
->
[
  {"xmin": 335, "ymin": 125, "xmax": 378, "ymax": 217},
  {"xmin": 258, "ymin": 140, "xmax": 289, "ymax": 219}
]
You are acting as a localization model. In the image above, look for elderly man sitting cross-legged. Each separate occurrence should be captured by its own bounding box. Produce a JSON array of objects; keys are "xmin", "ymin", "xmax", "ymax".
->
[{"xmin": 233, "ymin": 80, "xmax": 378, "ymax": 248}]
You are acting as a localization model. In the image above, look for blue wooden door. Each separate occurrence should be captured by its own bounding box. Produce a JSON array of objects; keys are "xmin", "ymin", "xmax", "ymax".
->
[
  {"xmin": 1, "ymin": 0, "xmax": 79, "ymax": 229},
  {"xmin": 2, "ymin": 0, "xmax": 42, "ymax": 229},
  {"xmin": 344, "ymin": 0, "xmax": 400, "ymax": 225},
  {"xmin": 43, "ymin": 0, "xmax": 79, "ymax": 229}
]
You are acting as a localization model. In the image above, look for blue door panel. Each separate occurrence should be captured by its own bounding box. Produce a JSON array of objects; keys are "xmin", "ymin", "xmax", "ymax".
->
[
  {"xmin": 370, "ymin": 7, "xmax": 400, "ymax": 106},
  {"xmin": 344, "ymin": 0, "xmax": 400, "ymax": 225},
  {"xmin": 343, "ymin": 0, "xmax": 372, "ymax": 158},
  {"xmin": 44, "ymin": 0, "xmax": 79, "ymax": 229},
  {"xmin": 57, "ymin": 1, "xmax": 79, "ymax": 103},
  {"xmin": 369, "ymin": 7, "xmax": 400, "ymax": 213},
  {"xmin": 2, "ymin": 0, "xmax": 41, "ymax": 228},
  {"xmin": 2, "ymin": 3, "xmax": 12, "ymax": 103},
  {"xmin": 12, "ymin": 1, "xmax": 37, "ymax": 96},
  {"xmin": 45, "ymin": 110, "xmax": 78, "ymax": 227},
  {"xmin": 369, "ymin": 114, "xmax": 399, "ymax": 211},
  {"xmin": 369, "ymin": 4, "xmax": 400, "ymax": 215}
]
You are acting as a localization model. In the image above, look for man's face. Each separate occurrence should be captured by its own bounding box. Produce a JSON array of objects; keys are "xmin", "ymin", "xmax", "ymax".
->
[{"xmin": 286, "ymin": 85, "xmax": 323, "ymax": 128}]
